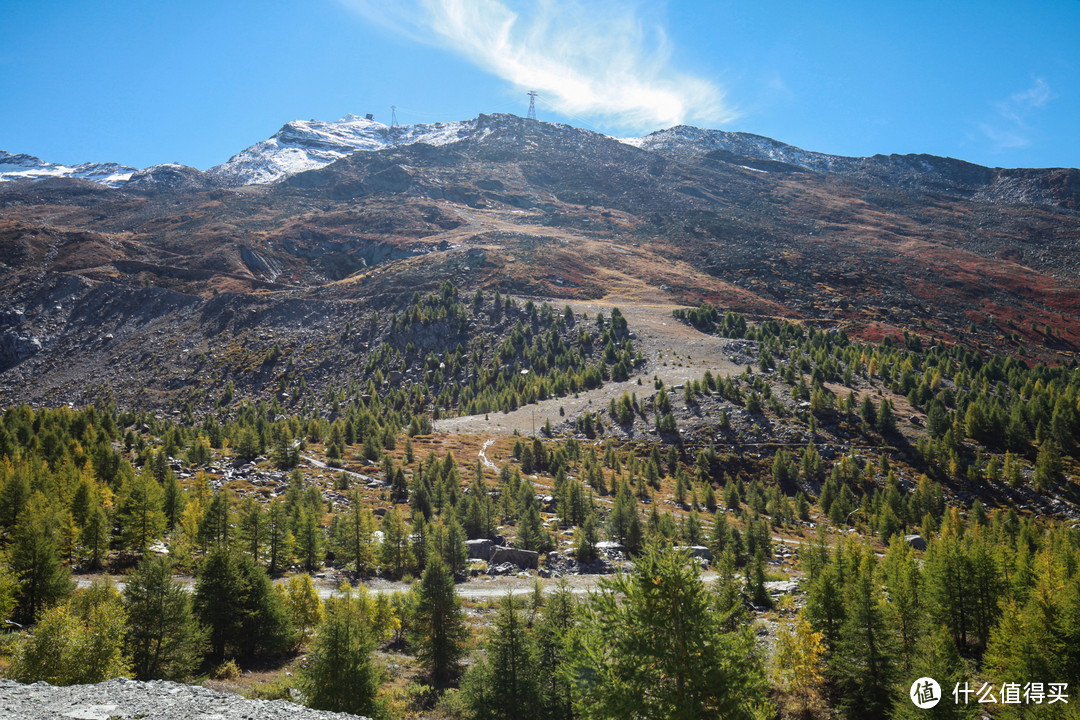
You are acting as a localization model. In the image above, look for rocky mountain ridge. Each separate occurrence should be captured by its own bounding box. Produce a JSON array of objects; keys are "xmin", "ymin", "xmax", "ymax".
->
[
  {"xmin": 627, "ymin": 125, "xmax": 1080, "ymax": 209},
  {"xmin": 0, "ymin": 150, "xmax": 137, "ymax": 188},
  {"xmin": 1, "ymin": 112, "xmax": 1078, "ymax": 412},
  {"xmin": 4, "ymin": 113, "xmax": 1078, "ymax": 210}
]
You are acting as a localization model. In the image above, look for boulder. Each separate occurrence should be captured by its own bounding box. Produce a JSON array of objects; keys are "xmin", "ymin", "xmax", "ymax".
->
[
  {"xmin": 465, "ymin": 538, "xmax": 495, "ymax": 561},
  {"xmin": 675, "ymin": 545, "xmax": 714, "ymax": 562},
  {"xmin": 764, "ymin": 580, "xmax": 800, "ymax": 595},
  {"xmin": 595, "ymin": 540, "xmax": 627, "ymax": 554},
  {"xmin": 489, "ymin": 545, "xmax": 539, "ymax": 569},
  {"xmin": 904, "ymin": 534, "xmax": 927, "ymax": 551}
]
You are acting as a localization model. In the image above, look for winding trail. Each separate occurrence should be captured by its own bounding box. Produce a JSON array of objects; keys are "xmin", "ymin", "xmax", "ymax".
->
[{"xmin": 478, "ymin": 439, "xmax": 499, "ymax": 473}]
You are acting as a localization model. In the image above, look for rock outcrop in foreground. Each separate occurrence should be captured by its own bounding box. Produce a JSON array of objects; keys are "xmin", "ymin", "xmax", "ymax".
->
[{"xmin": 0, "ymin": 678, "xmax": 369, "ymax": 720}]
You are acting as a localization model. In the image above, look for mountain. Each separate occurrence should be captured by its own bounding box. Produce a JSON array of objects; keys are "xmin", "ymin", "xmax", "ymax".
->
[
  {"xmin": 125, "ymin": 163, "xmax": 217, "ymax": 192},
  {"xmin": 204, "ymin": 114, "xmax": 482, "ymax": 186},
  {"xmin": 626, "ymin": 126, "xmax": 1080, "ymax": 209},
  {"xmin": 0, "ymin": 112, "xmax": 1078, "ymax": 411},
  {"xmin": 4, "ymin": 114, "xmax": 1077, "ymax": 212},
  {"xmin": 0, "ymin": 150, "xmax": 136, "ymax": 187}
]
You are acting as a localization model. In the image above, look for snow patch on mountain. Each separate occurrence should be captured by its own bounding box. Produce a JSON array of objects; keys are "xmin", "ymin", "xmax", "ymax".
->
[
  {"xmin": 620, "ymin": 126, "xmax": 853, "ymax": 173},
  {"xmin": 206, "ymin": 114, "xmax": 481, "ymax": 186},
  {"xmin": 0, "ymin": 150, "xmax": 135, "ymax": 187}
]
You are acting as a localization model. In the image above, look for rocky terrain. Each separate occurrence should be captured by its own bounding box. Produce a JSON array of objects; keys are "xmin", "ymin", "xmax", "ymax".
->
[
  {"xmin": 1, "ymin": 112, "xmax": 1077, "ymax": 720},
  {"xmin": 0, "ymin": 678, "xmax": 368, "ymax": 719},
  {"xmin": 0, "ymin": 113, "xmax": 1078, "ymax": 414}
]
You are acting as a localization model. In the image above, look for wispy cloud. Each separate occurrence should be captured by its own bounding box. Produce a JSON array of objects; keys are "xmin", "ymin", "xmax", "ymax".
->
[
  {"xmin": 340, "ymin": 0, "xmax": 734, "ymax": 132},
  {"xmin": 980, "ymin": 77, "xmax": 1053, "ymax": 150}
]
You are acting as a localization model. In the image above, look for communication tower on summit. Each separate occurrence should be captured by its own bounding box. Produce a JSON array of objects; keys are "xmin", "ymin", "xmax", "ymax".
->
[
  {"xmin": 390, "ymin": 105, "xmax": 398, "ymax": 128},
  {"xmin": 526, "ymin": 91, "xmax": 538, "ymax": 121}
]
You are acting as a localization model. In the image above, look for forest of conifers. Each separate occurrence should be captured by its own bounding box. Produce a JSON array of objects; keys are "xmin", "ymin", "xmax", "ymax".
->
[{"xmin": 0, "ymin": 288, "xmax": 1078, "ymax": 719}]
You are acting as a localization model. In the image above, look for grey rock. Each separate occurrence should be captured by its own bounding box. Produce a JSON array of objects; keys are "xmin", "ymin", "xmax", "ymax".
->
[
  {"xmin": 465, "ymin": 538, "xmax": 494, "ymax": 561},
  {"xmin": 764, "ymin": 580, "xmax": 801, "ymax": 595},
  {"xmin": 488, "ymin": 546, "xmax": 539, "ymax": 569},
  {"xmin": 904, "ymin": 534, "xmax": 927, "ymax": 551},
  {"xmin": 674, "ymin": 545, "xmax": 714, "ymax": 562},
  {"xmin": 0, "ymin": 677, "xmax": 370, "ymax": 719}
]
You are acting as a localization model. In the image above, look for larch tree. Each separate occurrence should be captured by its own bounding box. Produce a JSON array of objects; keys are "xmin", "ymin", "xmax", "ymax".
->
[
  {"xmin": 299, "ymin": 583, "xmax": 383, "ymax": 717},
  {"xmin": 831, "ymin": 550, "xmax": 896, "ymax": 719},
  {"xmin": 564, "ymin": 547, "xmax": 770, "ymax": 720},
  {"xmin": 410, "ymin": 556, "xmax": 468, "ymax": 684},
  {"xmin": 116, "ymin": 466, "xmax": 166, "ymax": 557},
  {"xmin": 123, "ymin": 555, "xmax": 205, "ymax": 680},
  {"xmin": 461, "ymin": 593, "xmax": 540, "ymax": 720},
  {"xmin": 10, "ymin": 491, "xmax": 74, "ymax": 624},
  {"xmin": 774, "ymin": 610, "xmax": 826, "ymax": 719}
]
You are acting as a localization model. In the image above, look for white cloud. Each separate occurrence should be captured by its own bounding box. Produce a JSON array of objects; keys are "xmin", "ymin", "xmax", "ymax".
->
[
  {"xmin": 339, "ymin": 0, "xmax": 734, "ymax": 132},
  {"xmin": 981, "ymin": 78, "xmax": 1053, "ymax": 151}
]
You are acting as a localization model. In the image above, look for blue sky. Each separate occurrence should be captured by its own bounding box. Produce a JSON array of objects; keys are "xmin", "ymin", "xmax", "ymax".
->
[{"xmin": 2, "ymin": 1, "xmax": 1078, "ymax": 170}]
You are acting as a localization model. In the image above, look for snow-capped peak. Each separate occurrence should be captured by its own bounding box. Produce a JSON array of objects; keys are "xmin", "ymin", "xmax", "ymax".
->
[
  {"xmin": 0, "ymin": 114, "xmax": 489, "ymax": 190},
  {"xmin": 205, "ymin": 115, "xmax": 482, "ymax": 186},
  {"xmin": 0, "ymin": 150, "xmax": 136, "ymax": 187},
  {"xmin": 619, "ymin": 126, "xmax": 850, "ymax": 172}
]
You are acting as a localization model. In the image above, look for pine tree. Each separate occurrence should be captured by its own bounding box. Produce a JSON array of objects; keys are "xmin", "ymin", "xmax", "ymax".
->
[
  {"xmin": 10, "ymin": 492, "xmax": 74, "ymax": 624},
  {"xmin": 564, "ymin": 547, "xmax": 769, "ymax": 719},
  {"xmin": 123, "ymin": 555, "xmax": 205, "ymax": 680},
  {"xmin": 411, "ymin": 556, "xmax": 468, "ymax": 684},
  {"xmin": 299, "ymin": 584, "xmax": 383, "ymax": 717},
  {"xmin": 194, "ymin": 548, "xmax": 294, "ymax": 662},
  {"xmin": 832, "ymin": 550, "xmax": 895, "ymax": 718},
  {"xmin": 117, "ymin": 467, "xmax": 167, "ymax": 556}
]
